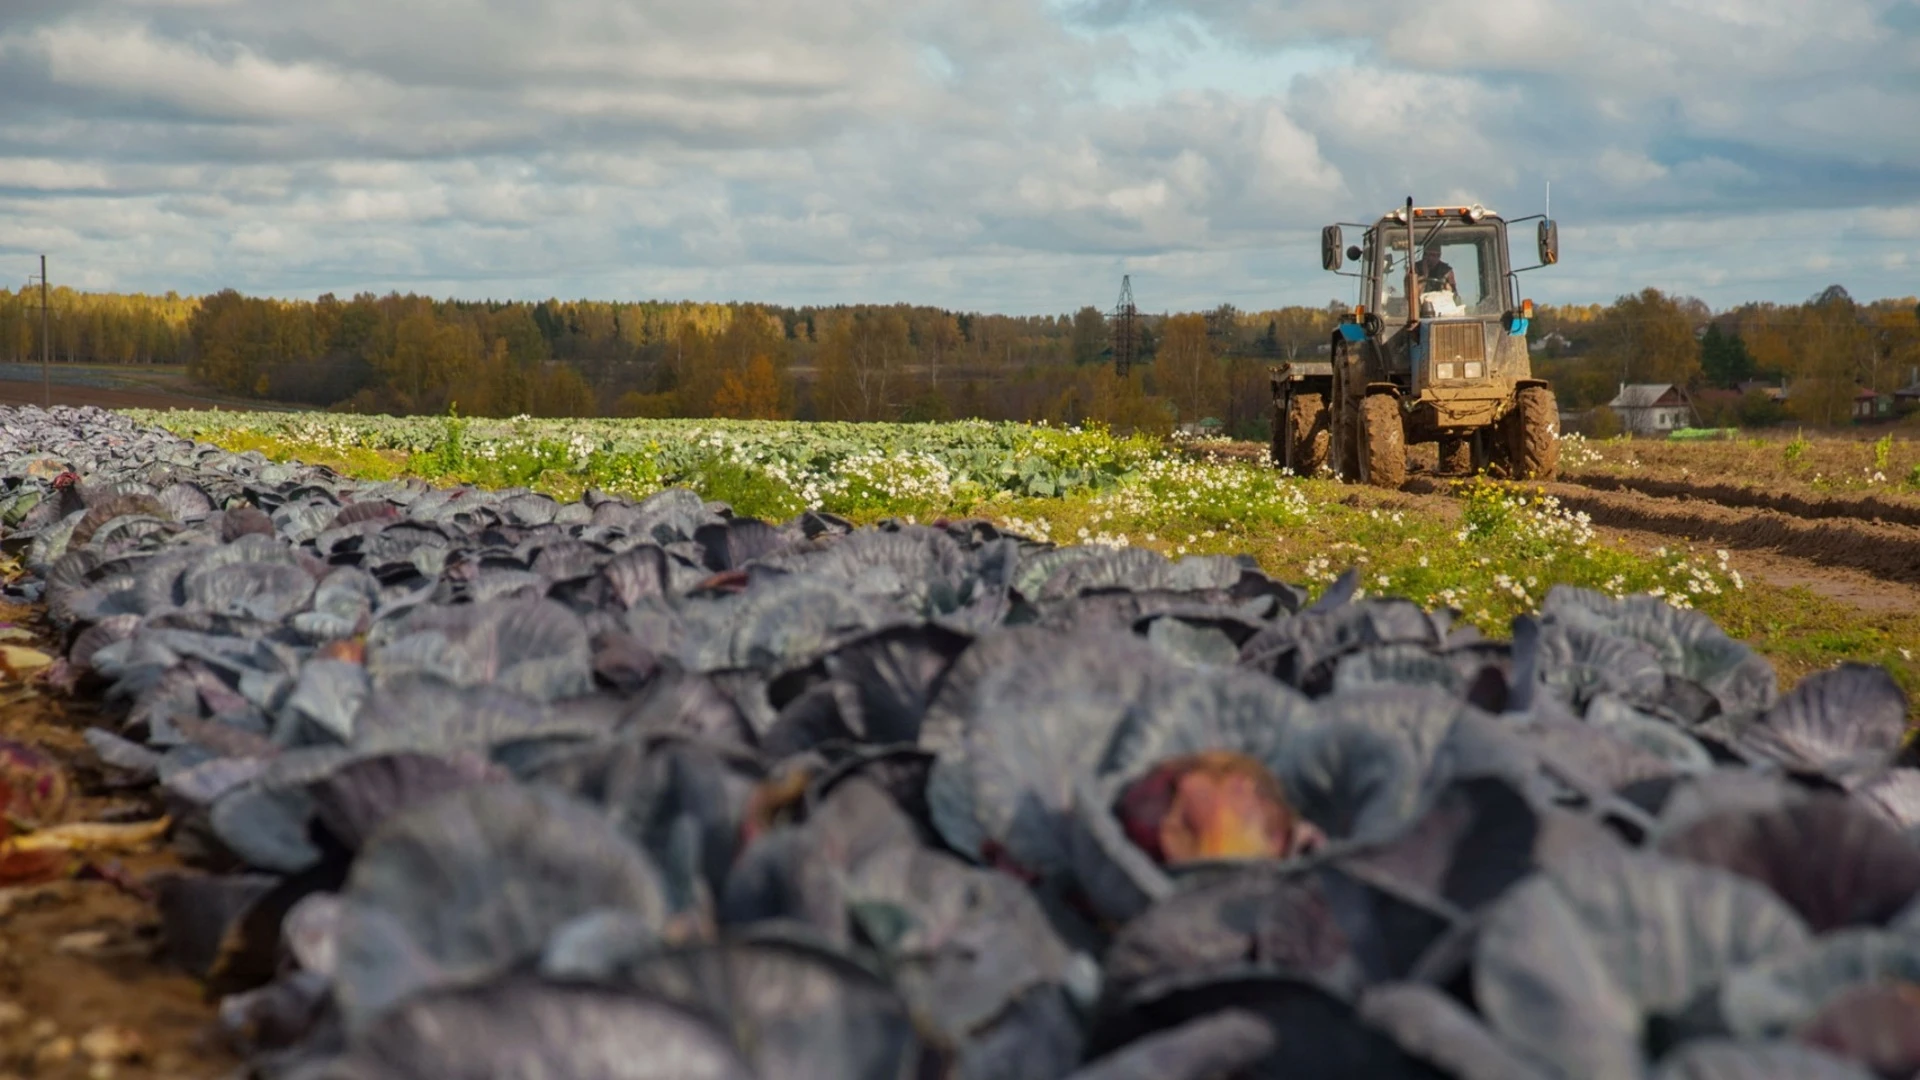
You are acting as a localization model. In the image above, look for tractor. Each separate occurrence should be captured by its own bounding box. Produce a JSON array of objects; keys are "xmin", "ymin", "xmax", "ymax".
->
[{"xmin": 1271, "ymin": 197, "xmax": 1562, "ymax": 487}]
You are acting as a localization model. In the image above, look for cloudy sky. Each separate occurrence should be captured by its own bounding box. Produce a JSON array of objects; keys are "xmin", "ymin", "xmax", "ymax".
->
[{"xmin": 2, "ymin": 0, "xmax": 1917, "ymax": 315}]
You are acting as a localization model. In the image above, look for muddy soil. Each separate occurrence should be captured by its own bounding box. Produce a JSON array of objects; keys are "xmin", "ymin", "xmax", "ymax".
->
[
  {"xmin": 1396, "ymin": 470, "xmax": 1920, "ymax": 589},
  {"xmin": 1563, "ymin": 471, "xmax": 1920, "ymax": 530},
  {"xmin": 1568, "ymin": 432, "xmax": 1920, "ymax": 507},
  {"xmin": 0, "ymin": 599, "xmax": 240, "ymax": 1080},
  {"xmin": 1378, "ymin": 478, "xmax": 1919, "ymax": 613},
  {"xmin": 1540, "ymin": 482, "xmax": 1920, "ymax": 588}
]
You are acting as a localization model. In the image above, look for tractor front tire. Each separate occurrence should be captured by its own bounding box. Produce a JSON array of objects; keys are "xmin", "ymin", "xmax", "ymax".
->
[
  {"xmin": 1508, "ymin": 386, "xmax": 1560, "ymax": 482},
  {"xmin": 1359, "ymin": 394, "xmax": 1406, "ymax": 489},
  {"xmin": 1438, "ymin": 436, "xmax": 1473, "ymax": 475},
  {"xmin": 1285, "ymin": 393, "xmax": 1330, "ymax": 476}
]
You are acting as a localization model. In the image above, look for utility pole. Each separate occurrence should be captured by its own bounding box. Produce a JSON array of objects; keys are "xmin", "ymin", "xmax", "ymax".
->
[
  {"xmin": 1110, "ymin": 275, "xmax": 1139, "ymax": 377},
  {"xmin": 41, "ymin": 255, "xmax": 49, "ymax": 409},
  {"xmin": 26, "ymin": 256, "xmax": 50, "ymax": 408}
]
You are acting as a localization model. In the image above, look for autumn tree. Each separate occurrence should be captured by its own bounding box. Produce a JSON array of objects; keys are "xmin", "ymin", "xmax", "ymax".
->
[
  {"xmin": 1070, "ymin": 306, "xmax": 1108, "ymax": 366},
  {"xmin": 815, "ymin": 309, "xmax": 911, "ymax": 420},
  {"xmin": 1589, "ymin": 288, "xmax": 1703, "ymax": 387},
  {"xmin": 1784, "ymin": 286, "xmax": 1871, "ymax": 427},
  {"xmin": 1157, "ymin": 313, "xmax": 1223, "ymax": 423},
  {"xmin": 1268, "ymin": 307, "xmax": 1332, "ymax": 360},
  {"xmin": 385, "ymin": 307, "xmax": 482, "ymax": 414},
  {"xmin": 1699, "ymin": 323, "xmax": 1754, "ymax": 387},
  {"xmin": 712, "ymin": 355, "xmax": 784, "ymax": 419},
  {"xmin": 1084, "ymin": 367, "xmax": 1173, "ymax": 436},
  {"xmin": 923, "ymin": 311, "xmax": 961, "ymax": 389},
  {"xmin": 1868, "ymin": 299, "xmax": 1920, "ymax": 390}
]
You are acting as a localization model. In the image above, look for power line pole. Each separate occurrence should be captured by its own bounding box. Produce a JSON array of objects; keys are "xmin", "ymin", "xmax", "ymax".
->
[
  {"xmin": 26, "ymin": 256, "xmax": 50, "ymax": 408},
  {"xmin": 1110, "ymin": 275, "xmax": 1139, "ymax": 377},
  {"xmin": 40, "ymin": 255, "xmax": 49, "ymax": 409}
]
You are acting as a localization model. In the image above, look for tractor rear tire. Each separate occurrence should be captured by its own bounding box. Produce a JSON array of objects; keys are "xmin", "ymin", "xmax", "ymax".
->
[
  {"xmin": 1359, "ymin": 394, "xmax": 1406, "ymax": 489},
  {"xmin": 1285, "ymin": 393, "xmax": 1330, "ymax": 476},
  {"xmin": 1270, "ymin": 397, "xmax": 1286, "ymax": 468},
  {"xmin": 1438, "ymin": 437, "xmax": 1473, "ymax": 475},
  {"xmin": 1508, "ymin": 386, "xmax": 1560, "ymax": 482}
]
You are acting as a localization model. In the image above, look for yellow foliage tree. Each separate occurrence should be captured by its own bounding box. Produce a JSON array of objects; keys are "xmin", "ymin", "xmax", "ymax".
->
[
  {"xmin": 712, "ymin": 355, "xmax": 784, "ymax": 419},
  {"xmin": 1156, "ymin": 313, "xmax": 1223, "ymax": 423}
]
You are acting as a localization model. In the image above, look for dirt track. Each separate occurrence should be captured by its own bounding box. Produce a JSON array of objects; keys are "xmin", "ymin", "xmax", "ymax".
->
[
  {"xmin": 0, "ymin": 600, "xmax": 239, "ymax": 1079},
  {"xmin": 0, "ymin": 380, "xmax": 251, "ymax": 413}
]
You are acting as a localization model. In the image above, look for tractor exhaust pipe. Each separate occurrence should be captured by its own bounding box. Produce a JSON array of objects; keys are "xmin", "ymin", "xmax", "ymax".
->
[{"xmin": 1404, "ymin": 196, "xmax": 1419, "ymax": 333}]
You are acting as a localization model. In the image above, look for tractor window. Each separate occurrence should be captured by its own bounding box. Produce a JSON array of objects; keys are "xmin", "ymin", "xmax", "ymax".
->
[{"xmin": 1377, "ymin": 225, "xmax": 1506, "ymax": 317}]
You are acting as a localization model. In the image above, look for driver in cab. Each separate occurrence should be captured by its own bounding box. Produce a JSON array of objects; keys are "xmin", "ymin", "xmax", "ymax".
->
[{"xmin": 1416, "ymin": 243, "xmax": 1457, "ymax": 295}]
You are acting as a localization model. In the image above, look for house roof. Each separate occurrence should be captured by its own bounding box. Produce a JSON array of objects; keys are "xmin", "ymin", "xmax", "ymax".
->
[{"xmin": 1608, "ymin": 383, "xmax": 1686, "ymax": 409}]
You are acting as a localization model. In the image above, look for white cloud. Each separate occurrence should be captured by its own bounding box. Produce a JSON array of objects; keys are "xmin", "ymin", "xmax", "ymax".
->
[
  {"xmin": 34, "ymin": 21, "xmax": 391, "ymax": 122},
  {"xmin": 0, "ymin": 0, "xmax": 1912, "ymax": 312},
  {"xmin": 1596, "ymin": 148, "xmax": 1669, "ymax": 188},
  {"xmin": 0, "ymin": 158, "xmax": 114, "ymax": 190}
]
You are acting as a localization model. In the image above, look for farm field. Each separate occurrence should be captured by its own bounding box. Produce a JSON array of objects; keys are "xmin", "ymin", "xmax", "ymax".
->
[
  {"xmin": 2, "ymin": 402, "xmax": 1919, "ymax": 1078},
  {"xmin": 0, "ymin": 364, "xmax": 287, "ymax": 414},
  {"xmin": 128, "ymin": 409, "xmax": 1920, "ymax": 708}
]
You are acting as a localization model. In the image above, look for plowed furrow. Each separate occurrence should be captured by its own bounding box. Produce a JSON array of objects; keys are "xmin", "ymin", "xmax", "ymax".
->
[
  {"xmin": 1562, "ymin": 472, "xmax": 1920, "ymax": 529},
  {"xmin": 1539, "ymin": 483, "xmax": 1920, "ymax": 587}
]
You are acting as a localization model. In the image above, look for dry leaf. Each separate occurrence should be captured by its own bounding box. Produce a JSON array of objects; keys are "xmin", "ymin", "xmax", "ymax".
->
[
  {"xmin": 5, "ymin": 818, "xmax": 171, "ymax": 855},
  {"xmin": 0, "ymin": 644, "xmax": 54, "ymax": 678}
]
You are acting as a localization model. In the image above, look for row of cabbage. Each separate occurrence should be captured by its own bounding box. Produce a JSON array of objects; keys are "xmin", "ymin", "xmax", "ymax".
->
[
  {"xmin": 127, "ymin": 410, "xmax": 1163, "ymax": 505},
  {"xmin": 5, "ymin": 403, "xmax": 1920, "ymax": 1080}
]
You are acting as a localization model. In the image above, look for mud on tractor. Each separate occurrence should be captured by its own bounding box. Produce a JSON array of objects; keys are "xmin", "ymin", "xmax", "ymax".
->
[{"xmin": 1271, "ymin": 197, "xmax": 1562, "ymax": 487}]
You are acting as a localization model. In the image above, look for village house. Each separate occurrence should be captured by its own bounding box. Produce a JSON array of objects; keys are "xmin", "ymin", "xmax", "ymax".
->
[
  {"xmin": 1853, "ymin": 387, "xmax": 1895, "ymax": 423},
  {"xmin": 1895, "ymin": 368, "xmax": 1920, "ymax": 416},
  {"xmin": 1736, "ymin": 379, "xmax": 1788, "ymax": 403},
  {"xmin": 1607, "ymin": 383, "xmax": 1696, "ymax": 435}
]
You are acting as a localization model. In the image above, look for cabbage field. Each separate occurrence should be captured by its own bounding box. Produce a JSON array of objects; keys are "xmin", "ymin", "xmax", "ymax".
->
[
  {"xmin": 125, "ymin": 411, "xmax": 1746, "ymax": 617},
  {"xmin": 123, "ymin": 409, "xmax": 1920, "ymax": 696},
  {"xmin": 4, "ymin": 403, "xmax": 1920, "ymax": 1079}
]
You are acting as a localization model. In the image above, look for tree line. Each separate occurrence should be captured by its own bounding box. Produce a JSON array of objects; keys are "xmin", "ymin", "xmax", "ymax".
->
[
  {"xmin": 1530, "ymin": 286, "xmax": 1920, "ymax": 430},
  {"xmin": 0, "ymin": 286, "xmax": 1342, "ymax": 437},
  {"xmin": 2, "ymin": 283, "xmax": 1914, "ymax": 435},
  {"xmin": 0, "ymin": 287, "xmax": 196, "ymax": 364}
]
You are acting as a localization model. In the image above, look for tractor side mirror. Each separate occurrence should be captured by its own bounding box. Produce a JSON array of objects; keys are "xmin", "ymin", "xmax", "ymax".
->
[
  {"xmin": 1346, "ymin": 245, "xmax": 1363, "ymax": 262},
  {"xmin": 1322, "ymin": 225, "xmax": 1344, "ymax": 272},
  {"xmin": 1537, "ymin": 220, "xmax": 1560, "ymax": 266}
]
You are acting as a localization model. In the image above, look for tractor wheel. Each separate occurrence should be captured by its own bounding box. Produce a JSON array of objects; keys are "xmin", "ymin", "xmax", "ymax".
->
[
  {"xmin": 1358, "ymin": 394, "xmax": 1406, "ymax": 489},
  {"xmin": 1334, "ymin": 397, "xmax": 1365, "ymax": 482},
  {"xmin": 1334, "ymin": 417, "xmax": 1358, "ymax": 481},
  {"xmin": 1438, "ymin": 437, "xmax": 1473, "ymax": 475},
  {"xmin": 1269, "ymin": 397, "xmax": 1287, "ymax": 468},
  {"xmin": 1507, "ymin": 386, "xmax": 1561, "ymax": 481},
  {"xmin": 1285, "ymin": 393, "xmax": 1330, "ymax": 476}
]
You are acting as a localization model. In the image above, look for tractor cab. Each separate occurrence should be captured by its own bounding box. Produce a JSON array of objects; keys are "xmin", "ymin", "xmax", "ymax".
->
[{"xmin": 1272, "ymin": 198, "xmax": 1563, "ymax": 487}]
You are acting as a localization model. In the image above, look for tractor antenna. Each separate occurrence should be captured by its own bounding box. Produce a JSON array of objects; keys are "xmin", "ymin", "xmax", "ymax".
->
[
  {"xmin": 1545, "ymin": 180, "xmax": 1550, "ymax": 218},
  {"xmin": 1110, "ymin": 274, "xmax": 1140, "ymax": 377}
]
